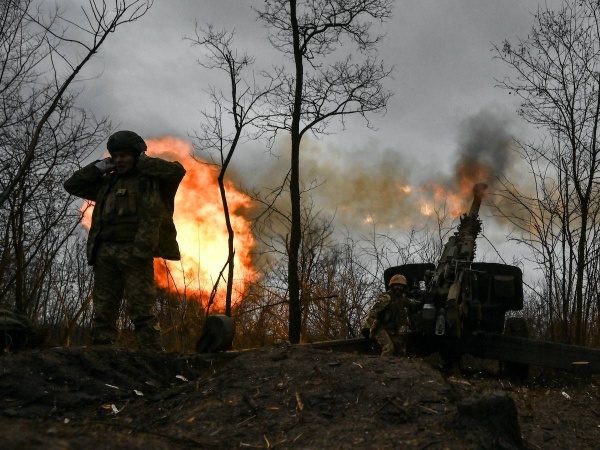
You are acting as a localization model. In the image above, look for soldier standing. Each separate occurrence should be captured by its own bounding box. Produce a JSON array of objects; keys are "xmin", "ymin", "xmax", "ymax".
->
[
  {"xmin": 64, "ymin": 131, "xmax": 186, "ymax": 351},
  {"xmin": 363, "ymin": 274, "xmax": 421, "ymax": 356}
]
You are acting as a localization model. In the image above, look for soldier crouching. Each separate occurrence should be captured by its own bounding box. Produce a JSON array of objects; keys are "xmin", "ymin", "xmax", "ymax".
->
[
  {"xmin": 363, "ymin": 274, "xmax": 421, "ymax": 356},
  {"xmin": 64, "ymin": 131, "xmax": 185, "ymax": 351}
]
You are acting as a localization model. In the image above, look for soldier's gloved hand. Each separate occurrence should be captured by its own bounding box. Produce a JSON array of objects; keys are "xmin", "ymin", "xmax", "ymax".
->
[
  {"xmin": 361, "ymin": 328, "xmax": 371, "ymax": 339},
  {"xmin": 94, "ymin": 157, "xmax": 116, "ymax": 173}
]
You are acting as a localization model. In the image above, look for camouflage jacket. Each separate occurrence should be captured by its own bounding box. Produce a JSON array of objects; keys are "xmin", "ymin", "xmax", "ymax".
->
[
  {"xmin": 64, "ymin": 154, "xmax": 186, "ymax": 264},
  {"xmin": 364, "ymin": 290, "xmax": 421, "ymax": 334}
]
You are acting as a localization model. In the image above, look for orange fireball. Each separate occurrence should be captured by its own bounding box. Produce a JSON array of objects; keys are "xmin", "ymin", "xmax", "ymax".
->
[{"xmin": 419, "ymin": 158, "xmax": 492, "ymax": 218}]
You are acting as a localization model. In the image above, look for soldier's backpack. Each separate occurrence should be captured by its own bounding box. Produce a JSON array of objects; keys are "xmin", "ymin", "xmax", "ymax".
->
[{"xmin": 0, "ymin": 309, "xmax": 31, "ymax": 351}]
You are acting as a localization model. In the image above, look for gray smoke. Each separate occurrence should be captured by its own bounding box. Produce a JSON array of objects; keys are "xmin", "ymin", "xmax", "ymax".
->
[{"xmin": 452, "ymin": 107, "xmax": 516, "ymax": 189}]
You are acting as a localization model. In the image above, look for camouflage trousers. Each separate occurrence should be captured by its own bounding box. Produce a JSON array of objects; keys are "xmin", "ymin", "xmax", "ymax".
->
[
  {"xmin": 373, "ymin": 328, "xmax": 407, "ymax": 357},
  {"xmin": 92, "ymin": 242, "xmax": 162, "ymax": 351}
]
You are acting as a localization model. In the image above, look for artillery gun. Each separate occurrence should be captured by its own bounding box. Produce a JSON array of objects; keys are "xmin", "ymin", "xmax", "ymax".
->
[
  {"xmin": 383, "ymin": 183, "xmax": 526, "ymax": 369},
  {"xmin": 309, "ymin": 183, "xmax": 600, "ymax": 378},
  {"xmin": 198, "ymin": 184, "xmax": 600, "ymax": 378}
]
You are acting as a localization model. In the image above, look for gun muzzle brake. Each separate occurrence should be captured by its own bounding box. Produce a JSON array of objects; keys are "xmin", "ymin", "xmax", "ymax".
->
[{"xmin": 468, "ymin": 183, "xmax": 488, "ymax": 218}]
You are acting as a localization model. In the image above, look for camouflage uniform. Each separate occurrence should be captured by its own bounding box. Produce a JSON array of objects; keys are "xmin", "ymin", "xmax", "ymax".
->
[
  {"xmin": 64, "ymin": 132, "xmax": 185, "ymax": 350},
  {"xmin": 364, "ymin": 290, "xmax": 421, "ymax": 356}
]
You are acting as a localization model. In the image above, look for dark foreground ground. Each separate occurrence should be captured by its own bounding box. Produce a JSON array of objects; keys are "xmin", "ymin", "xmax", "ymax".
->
[{"xmin": 1, "ymin": 343, "xmax": 599, "ymax": 449}]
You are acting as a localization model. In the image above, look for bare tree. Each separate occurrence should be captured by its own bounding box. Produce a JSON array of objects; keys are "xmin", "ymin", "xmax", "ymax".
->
[
  {"xmin": 0, "ymin": 0, "xmax": 153, "ymax": 208},
  {"xmin": 154, "ymin": 288, "xmax": 207, "ymax": 352},
  {"xmin": 256, "ymin": 0, "xmax": 394, "ymax": 343},
  {"xmin": 240, "ymin": 203, "xmax": 453, "ymax": 345},
  {"xmin": 0, "ymin": 0, "xmax": 152, "ymax": 340},
  {"xmin": 45, "ymin": 234, "xmax": 94, "ymax": 346},
  {"xmin": 299, "ymin": 232, "xmax": 381, "ymax": 341},
  {"xmin": 188, "ymin": 25, "xmax": 277, "ymax": 315},
  {"xmin": 494, "ymin": 0, "xmax": 600, "ymax": 345},
  {"xmin": 0, "ymin": 105, "xmax": 108, "ymax": 317}
]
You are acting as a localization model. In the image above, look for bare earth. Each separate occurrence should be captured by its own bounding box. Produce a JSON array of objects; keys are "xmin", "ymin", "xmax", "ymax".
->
[{"xmin": 1, "ymin": 344, "xmax": 599, "ymax": 449}]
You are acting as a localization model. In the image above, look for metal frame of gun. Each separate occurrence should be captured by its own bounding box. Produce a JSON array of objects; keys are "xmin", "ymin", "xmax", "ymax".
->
[{"xmin": 422, "ymin": 183, "xmax": 488, "ymax": 338}]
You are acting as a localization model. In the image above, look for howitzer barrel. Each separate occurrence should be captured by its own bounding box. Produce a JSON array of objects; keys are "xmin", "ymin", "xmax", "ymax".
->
[{"xmin": 468, "ymin": 183, "xmax": 488, "ymax": 218}]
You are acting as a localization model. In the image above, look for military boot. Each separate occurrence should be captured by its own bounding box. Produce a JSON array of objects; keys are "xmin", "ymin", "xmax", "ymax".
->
[
  {"xmin": 90, "ymin": 321, "xmax": 117, "ymax": 346},
  {"xmin": 134, "ymin": 316, "xmax": 163, "ymax": 352},
  {"xmin": 91, "ymin": 331, "xmax": 117, "ymax": 346}
]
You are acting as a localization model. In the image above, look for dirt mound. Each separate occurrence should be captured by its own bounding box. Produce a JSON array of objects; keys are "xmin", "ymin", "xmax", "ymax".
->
[{"xmin": 1, "ymin": 344, "xmax": 599, "ymax": 449}]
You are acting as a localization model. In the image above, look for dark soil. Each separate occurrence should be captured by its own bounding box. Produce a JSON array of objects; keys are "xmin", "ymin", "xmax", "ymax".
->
[{"xmin": 1, "ymin": 343, "xmax": 599, "ymax": 449}]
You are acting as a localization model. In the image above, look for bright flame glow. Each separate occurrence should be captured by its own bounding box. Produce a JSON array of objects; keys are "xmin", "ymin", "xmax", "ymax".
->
[
  {"xmin": 420, "ymin": 202, "xmax": 433, "ymax": 216},
  {"xmin": 420, "ymin": 160, "xmax": 491, "ymax": 218}
]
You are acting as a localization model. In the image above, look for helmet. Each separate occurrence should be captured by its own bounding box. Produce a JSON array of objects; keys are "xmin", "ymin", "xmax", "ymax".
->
[
  {"xmin": 389, "ymin": 274, "xmax": 407, "ymax": 287},
  {"xmin": 107, "ymin": 130, "xmax": 147, "ymax": 157}
]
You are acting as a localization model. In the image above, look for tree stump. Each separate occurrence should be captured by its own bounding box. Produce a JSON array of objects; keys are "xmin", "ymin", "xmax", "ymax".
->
[{"xmin": 457, "ymin": 391, "xmax": 523, "ymax": 449}]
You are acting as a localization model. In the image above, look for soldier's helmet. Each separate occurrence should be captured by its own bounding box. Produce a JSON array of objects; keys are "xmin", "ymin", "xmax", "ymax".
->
[
  {"xmin": 107, "ymin": 130, "xmax": 147, "ymax": 157},
  {"xmin": 389, "ymin": 274, "xmax": 407, "ymax": 287}
]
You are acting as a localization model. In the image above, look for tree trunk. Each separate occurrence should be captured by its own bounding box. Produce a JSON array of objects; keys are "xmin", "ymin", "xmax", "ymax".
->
[
  {"xmin": 219, "ymin": 174, "xmax": 235, "ymax": 317},
  {"xmin": 575, "ymin": 200, "xmax": 589, "ymax": 345},
  {"xmin": 288, "ymin": 0, "xmax": 303, "ymax": 343}
]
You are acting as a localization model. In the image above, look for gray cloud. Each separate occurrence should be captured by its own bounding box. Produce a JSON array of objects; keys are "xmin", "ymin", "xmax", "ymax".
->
[{"xmin": 67, "ymin": 0, "xmax": 547, "ymax": 249}]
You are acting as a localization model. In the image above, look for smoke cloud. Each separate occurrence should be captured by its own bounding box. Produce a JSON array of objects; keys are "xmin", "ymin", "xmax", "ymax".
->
[
  {"xmin": 302, "ymin": 141, "xmax": 419, "ymax": 229},
  {"xmin": 301, "ymin": 107, "xmax": 519, "ymax": 230},
  {"xmin": 232, "ymin": 105, "xmax": 522, "ymax": 235},
  {"xmin": 453, "ymin": 107, "xmax": 516, "ymax": 188}
]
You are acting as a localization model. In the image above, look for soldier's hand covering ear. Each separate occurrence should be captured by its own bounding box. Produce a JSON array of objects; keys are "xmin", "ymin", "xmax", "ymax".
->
[{"xmin": 94, "ymin": 157, "xmax": 116, "ymax": 174}]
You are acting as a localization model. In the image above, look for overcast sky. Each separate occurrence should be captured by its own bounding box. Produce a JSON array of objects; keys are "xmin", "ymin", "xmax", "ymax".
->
[
  {"xmin": 77, "ymin": 0, "xmax": 539, "ymax": 151},
  {"xmin": 67, "ymin": 0, "xmax": 561, "ymax": 267}
]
